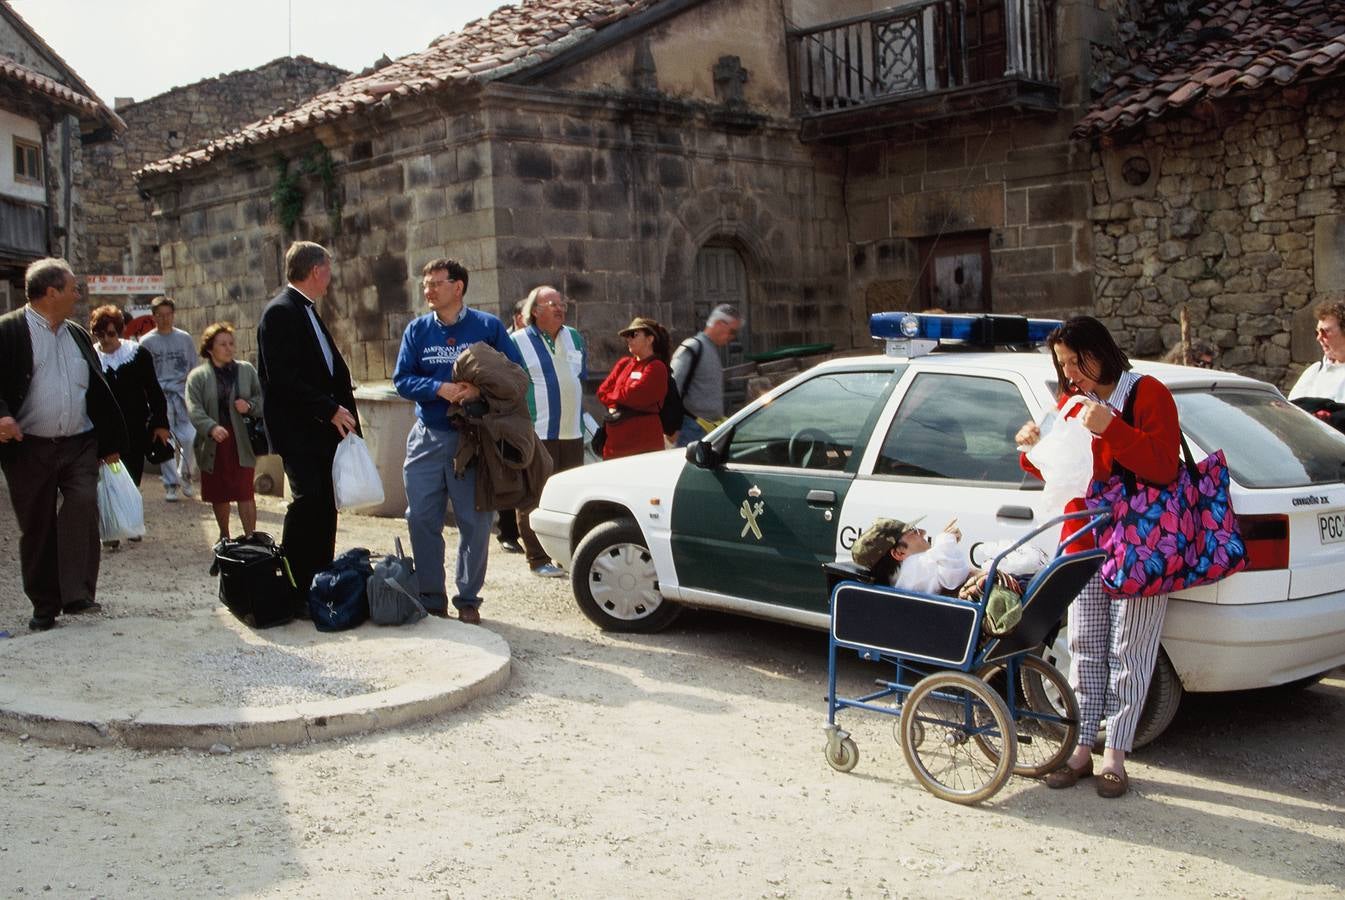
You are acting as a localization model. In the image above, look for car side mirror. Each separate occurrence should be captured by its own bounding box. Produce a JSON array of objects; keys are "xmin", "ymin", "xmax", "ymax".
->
[{"xmin": 686, "ymin": 439, "xmax": 720, "ymax": 469}]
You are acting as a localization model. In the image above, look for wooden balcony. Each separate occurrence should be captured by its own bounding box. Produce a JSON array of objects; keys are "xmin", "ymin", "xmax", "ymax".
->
[
  {"xmin": 0, "ymin": 195, "xmax": 48, "ymax": 262},
  {"xmin": 788, "ymin": 0, "xmax": 1059, "ymax": 141}
]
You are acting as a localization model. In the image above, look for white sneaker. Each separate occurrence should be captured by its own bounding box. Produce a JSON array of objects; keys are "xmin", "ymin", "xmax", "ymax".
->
[
  {"xmin": 165, "ymin": 485, "xmax": 180, "ymax": 502},
  {"xmin": 532, "ymin": 564, "xmax": 565, "ymax": 578}
]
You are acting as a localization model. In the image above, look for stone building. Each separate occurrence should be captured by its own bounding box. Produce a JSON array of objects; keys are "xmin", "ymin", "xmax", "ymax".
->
[
  {"xmin": 0, "ymin": 0, "xmax": 122, "ymax": 309},
  {"xmin": 81, "ymin": 56, "xmax": 347, "ymax": 280},
  {"xmin": 1074, "ymin": 0, "xmax": 1345, "ymax": 390},
  {"xmin": 139, "ymin": 0, "xmax": 1135, "ymax": 383}
]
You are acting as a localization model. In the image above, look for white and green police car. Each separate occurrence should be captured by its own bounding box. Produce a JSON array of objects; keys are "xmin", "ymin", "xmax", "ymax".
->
[{"xmin": 532, "ymin": 312, "xmax": 1345, "ymax": 744}]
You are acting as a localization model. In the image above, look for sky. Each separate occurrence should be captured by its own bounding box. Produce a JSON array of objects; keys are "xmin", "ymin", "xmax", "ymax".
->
[{"xmin": 9, "ymin": 0, "xmax": 513, "ymax": 105}]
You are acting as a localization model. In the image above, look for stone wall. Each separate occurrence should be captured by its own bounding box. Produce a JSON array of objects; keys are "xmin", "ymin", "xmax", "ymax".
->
[
  {"xmin": 81, "ymin": 56, "xmax": 346, "ymax": 277},
  {"xmin": 1088, "ymin": 80, "xmax": 1345, "ymax": 390},
  {"xmin": 143, "ymin": 78, "xmax": 850, "ymax": 382},
  {"xmin": 836, "ymin": 0, "xmax": 1103, "ymax": 336}
]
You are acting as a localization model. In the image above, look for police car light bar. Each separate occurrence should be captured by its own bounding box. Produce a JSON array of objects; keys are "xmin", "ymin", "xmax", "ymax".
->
[{"xmin": 870, "ymin": 312, "xmax": 1061, "ymax": 357}]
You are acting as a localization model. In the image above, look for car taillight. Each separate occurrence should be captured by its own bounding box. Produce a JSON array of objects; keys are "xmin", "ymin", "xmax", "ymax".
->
[{"xmin": 1237, "ymin": 514, "xmax": 1289, "ymax": 571}]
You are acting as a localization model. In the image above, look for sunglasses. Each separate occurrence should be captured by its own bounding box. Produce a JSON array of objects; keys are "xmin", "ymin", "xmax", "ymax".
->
[{"xmin": 1192, "ymin": 357, "xmax": 1215, "ymax": 369}]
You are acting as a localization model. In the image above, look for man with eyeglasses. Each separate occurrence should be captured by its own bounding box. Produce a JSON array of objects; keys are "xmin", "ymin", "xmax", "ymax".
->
[
  {"xmin": 511, "ymin": 285, "xmax": 587, "ymax": 577},
  {"xmin": 394, "ymin": 258, "xmax": 523, "ymax": 624},
  {"xmin": 1288, "ymin": 299, "xmax": 1345, "ymax": 433},
  {"xmin": 671, "ymin": 304, "xmax": 742, "ymax": 447}
]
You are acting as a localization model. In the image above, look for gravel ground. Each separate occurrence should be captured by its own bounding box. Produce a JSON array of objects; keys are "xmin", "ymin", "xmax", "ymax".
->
[{"xmin": 1, "ymin": 479, "xmax": 1343, "ymax": 898}]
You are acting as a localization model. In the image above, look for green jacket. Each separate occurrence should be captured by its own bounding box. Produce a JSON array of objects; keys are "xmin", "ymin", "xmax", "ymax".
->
[{"xmin": 186, "ymin": 361, "xmax": 264, "ymax": 473}]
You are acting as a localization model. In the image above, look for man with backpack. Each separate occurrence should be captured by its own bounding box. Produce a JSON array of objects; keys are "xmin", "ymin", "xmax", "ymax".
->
[
  {"xmin": 670, "ymin": 304, "xmax": 741, "ymax": 446},
  {"xmin": 512, "ymin": 286, "xmax": 587, "ymax": 578}
]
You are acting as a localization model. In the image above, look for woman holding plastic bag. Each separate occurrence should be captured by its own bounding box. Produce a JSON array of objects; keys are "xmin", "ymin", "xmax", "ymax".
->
[
  {"xmin": 186, "ymin": 322, "xmax": 263, "ymax": 541},
  {"xmin": 1016, "ymin": 316, "xmax": 1179, "ymax": 799}
]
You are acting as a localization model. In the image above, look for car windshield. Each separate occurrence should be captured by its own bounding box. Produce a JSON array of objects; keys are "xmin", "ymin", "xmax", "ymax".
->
[{"xmin": 1175, "ymin": 388, "xmax": 1345, "ymax": 488}]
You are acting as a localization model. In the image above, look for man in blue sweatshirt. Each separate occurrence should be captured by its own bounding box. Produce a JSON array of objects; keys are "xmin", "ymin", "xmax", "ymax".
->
[{"xmin": 393, "ymin": 258, "xmax": 523, "ymax": 624}]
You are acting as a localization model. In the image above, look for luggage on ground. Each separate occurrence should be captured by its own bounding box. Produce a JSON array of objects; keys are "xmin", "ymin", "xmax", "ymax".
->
[
  {"xmin": 367, "ymin": 537, "xmax": 426, "ymax": 626},
  {"xmin": 309, "ymin": 547, "xmax": 374, "ymax": 632},
  {"xmin": 210, "ymin": 532, "xmax": 297, "ymax": 628}
]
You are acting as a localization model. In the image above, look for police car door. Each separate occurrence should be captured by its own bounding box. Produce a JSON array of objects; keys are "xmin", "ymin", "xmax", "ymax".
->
[
  {"xmin": 839, "ymin": 366, "xmax": 1049, "ymax": 571},
  {"xmin": 670, "ymin": 366, "xmax": 899, "ymax": 615}
]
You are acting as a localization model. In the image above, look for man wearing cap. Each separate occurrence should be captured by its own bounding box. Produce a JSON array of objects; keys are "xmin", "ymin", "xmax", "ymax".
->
[
  {"xmin": 511, "ymin": 285, "xmax": 587, "ymax": 577},
  {"xmin": 139, "ymin": 296, "xmax": 199, "ymax": 501},
  {"xmin": 670, "ymin": 303, "xmax": 741, "ymax": 446},
  {"xmin": 851, "ymin": 516, "xmax": 969, "ymax": 595}
]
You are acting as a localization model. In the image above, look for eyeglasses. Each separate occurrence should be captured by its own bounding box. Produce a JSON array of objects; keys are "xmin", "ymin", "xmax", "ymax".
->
[
  {"xmin": 536, "ymin": 300, "xmax": 568, "ymax": 310},
  {"xmin": 1192, "ymin": 357, "xmax": 1215, "ymax": 369},
  {"xmin": 423, "ymin": 278, "xmax": 456, "ymax": 290}
]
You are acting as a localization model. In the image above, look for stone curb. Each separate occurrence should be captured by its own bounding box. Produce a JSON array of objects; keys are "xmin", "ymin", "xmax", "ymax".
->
[{"xmin": 0, "ymin": 614, "xmax": 511, "ymax": 750}]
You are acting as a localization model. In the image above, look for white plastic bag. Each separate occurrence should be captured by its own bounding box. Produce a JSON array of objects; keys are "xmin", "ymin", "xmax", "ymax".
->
[
  {"xmin": 332, "ymin": 433, "xmax": 384, "ymax": 510},
  {"xmin": 1025, "ymin": 397, "xmax": 1095, "ymax": 513},
  {"xmin": 97, "ymin": 460, "xmax": 145, "ymax": 541}
]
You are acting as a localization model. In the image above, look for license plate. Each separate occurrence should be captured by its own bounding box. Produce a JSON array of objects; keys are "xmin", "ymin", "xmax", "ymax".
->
[{"xmin": 1319, "ymin": 511, "xmax": 1345, "ymax": 545}]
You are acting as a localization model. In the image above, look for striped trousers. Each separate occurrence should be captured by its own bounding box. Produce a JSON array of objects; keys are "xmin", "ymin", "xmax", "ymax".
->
[{"xmin": 1069, "ymin": 572, "xmax": 1168, "ymax": 753}]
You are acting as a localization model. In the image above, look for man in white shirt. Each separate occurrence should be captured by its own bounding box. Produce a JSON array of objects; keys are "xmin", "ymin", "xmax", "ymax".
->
[
  {"xmin": 1288, "ymin": 300, "xmax": 1345, "ymax": 404},
  {"xmin": 139, "ymin": 297, "xmax": 199, "ymax": 501}
]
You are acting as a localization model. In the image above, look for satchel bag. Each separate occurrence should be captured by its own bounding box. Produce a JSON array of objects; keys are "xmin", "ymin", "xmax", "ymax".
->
[
  {"xmin": 308, "ymin": 547, "xmax": 374, "ymax": 632},
  {"xmin": 367, "ymin": 538, "xmax": 426, "ymax": 626},
  {"xmin": 210, "ymin": 532, "xmax": 297, "ymax": 629},
  {"xmin": 1087, "ymin": 377, "xmax": 1247, "ymax": 598},
  {"xmin": 244, "ymin": 415, "xmax": 270, "ymax": 457}
]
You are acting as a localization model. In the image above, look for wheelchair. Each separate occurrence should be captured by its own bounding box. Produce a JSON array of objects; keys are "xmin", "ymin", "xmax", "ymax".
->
[{"xmin": 822, "ymin": 510, "xmax": 1107, "ymax": 804}]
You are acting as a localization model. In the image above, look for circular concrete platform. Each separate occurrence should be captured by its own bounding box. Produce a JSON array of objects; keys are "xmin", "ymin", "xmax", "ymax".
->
[{"xmin": 0, "ymin": 609, "xmax": 510, "ymax": 750}]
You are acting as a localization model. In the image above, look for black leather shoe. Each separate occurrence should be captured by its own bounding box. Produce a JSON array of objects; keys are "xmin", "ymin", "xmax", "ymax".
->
[
  {"xmin": 63, "ymin": 600, "xmax": 102, "ymax": 615},
  {"xmin": 28, "ymin": 615, "xmax": 56, "ymax": 631},
  {"xmin": 497, "ymin": 539, "xmax": 523, "ymax": 554}
]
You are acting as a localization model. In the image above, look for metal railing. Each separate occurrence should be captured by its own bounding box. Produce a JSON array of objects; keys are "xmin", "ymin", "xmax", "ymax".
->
[{"xmin": 787, "ymin": 0, "xmax": 1057, "ymax": 114}]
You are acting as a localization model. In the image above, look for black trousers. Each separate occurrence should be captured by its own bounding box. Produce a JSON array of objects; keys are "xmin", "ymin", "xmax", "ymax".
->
[
  {"xmin": 280, "ymin": 442, "xmax": 338, "ymax": 599},
  {"xmin": 1, "ymin": 432, "xmax": 100, "ymax": 619},
  {"xmin": 520, "ymin": 438, "xmax": 585, "ymax": 568}
]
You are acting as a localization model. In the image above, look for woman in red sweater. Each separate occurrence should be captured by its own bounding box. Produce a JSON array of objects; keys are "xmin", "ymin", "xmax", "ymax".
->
[
  {"xmin": 1016, "ymin": 316, "xmax": 1180, "ymax": 799},
  {"xmin": 596, "ymin": 317, "xmax": 670, "ymax": 459}
]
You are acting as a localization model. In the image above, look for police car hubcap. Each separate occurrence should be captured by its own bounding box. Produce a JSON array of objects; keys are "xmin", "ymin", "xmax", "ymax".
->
[{"xmin": 589, "ymin": 542, "xmax": 660, "ymax": 621}]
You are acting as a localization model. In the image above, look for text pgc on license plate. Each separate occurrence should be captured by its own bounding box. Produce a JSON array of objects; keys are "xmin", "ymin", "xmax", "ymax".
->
[{"xmin": 1319, "ymin": 511, "xmax": 1345, "ymax": 545}]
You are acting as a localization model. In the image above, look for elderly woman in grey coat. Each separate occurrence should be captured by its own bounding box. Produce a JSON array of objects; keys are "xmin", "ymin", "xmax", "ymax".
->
[{"xmin": 186, "ymin": 322, "xmax": 264, "ymax": 541}]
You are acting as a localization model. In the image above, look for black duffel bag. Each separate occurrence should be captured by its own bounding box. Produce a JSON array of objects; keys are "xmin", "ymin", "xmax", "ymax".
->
[{"xmin": 209, "ymin": 532, "xmax": 298, "ymax": 628}]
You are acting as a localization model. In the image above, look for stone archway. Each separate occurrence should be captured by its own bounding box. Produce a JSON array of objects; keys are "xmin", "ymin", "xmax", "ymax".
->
[{"xmin": 657, "ymin": 190, "xmax": 792, "ymax": 350}]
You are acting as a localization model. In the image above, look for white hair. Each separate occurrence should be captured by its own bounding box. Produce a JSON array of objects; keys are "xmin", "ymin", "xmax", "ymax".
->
[{"xmin": 706, "ymin": 304, "xmax": 741, "ymax": 328}]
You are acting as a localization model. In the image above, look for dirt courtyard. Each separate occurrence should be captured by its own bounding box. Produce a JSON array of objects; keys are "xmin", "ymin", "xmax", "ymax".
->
[{"xmin": 1, "ymin": 481, "xmax": 1343, "ymax": 898}]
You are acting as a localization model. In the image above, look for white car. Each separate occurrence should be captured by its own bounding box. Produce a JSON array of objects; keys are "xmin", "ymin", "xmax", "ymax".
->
[{"xmin": 533, "ymin": 313, "xmax": 1345, "ymax": 744}]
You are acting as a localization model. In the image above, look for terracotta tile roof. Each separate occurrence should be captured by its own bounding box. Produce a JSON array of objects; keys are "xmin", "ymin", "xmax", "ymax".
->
[
  {"xmin": 138, "ymin": 0, "xmax": 669, "ymax": 178},
  {"xmin": 0, "ymin": 56, "xmax": 122, "ymax": 127},
  {"xmin": 1074, "ymin": 0, "xmax": 1345, "ymax": 138},
  {"xmin": 0, "ymin": 1, "xmax": 124, "ymax": 132}
]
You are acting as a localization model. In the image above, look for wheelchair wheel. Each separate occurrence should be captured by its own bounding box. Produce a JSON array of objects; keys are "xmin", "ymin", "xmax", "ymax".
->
[
  {"xmin": 975, "ymin": 655, "xmax": 1079, "ymax": 778},
  {"xmin": 899, "ymin": 671, "xmax": 1015, "ymax": 805},
  {"xmin": 824, "ymin": 736, "xmax": 859, "ymax": 773}
]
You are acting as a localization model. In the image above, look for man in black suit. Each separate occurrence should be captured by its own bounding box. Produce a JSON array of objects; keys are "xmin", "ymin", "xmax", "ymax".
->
[
  {"xmin": 257, "ymin": 242, "xmax": 359, "ymax": 600},
  {"xmin": 0, "ymin": 258, "xmax": 127, "ymax": 630}
]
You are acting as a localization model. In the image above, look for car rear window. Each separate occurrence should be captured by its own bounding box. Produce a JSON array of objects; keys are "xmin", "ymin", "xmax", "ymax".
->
[{"xmin": 1175, "ymin": 388, "xmax": 1345, "ymax": 488}]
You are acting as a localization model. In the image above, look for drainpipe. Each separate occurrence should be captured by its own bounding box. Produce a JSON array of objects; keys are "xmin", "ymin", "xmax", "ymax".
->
[{"xmin": 62, "ymin": 117, "xmax": 72, "ymax": 260}]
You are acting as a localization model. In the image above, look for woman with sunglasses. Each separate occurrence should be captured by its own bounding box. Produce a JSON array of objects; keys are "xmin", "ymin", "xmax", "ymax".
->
[
  {"xmin": 90, "ymin": 305, "xmax": 172, "ymax": 492},
  {"xmin": 596, "ymin": 317, "xmax": 670, "ymax": 459}
]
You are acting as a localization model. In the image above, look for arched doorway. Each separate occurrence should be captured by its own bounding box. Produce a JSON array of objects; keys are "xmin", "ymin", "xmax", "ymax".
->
[{"xmin": 693, "ymin": 243, "xmax": 750, "ymax": 366}]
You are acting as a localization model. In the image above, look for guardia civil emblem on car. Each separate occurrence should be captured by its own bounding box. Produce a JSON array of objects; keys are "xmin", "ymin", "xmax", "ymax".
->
[{"xmin": 739, "ymin": 485, "xmax": 765, "ymax": 540}]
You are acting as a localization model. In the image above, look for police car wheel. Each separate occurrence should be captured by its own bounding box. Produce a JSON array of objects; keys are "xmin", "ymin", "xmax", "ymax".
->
[{"xmin": 571, "ymin": 518, "xmax": 681, "ymax": 633}]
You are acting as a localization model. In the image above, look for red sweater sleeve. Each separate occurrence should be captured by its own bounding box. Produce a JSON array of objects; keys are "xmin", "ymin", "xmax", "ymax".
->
[
  {"xmin": 1096, "ymin": 376, "xmax": 1181, "ymax": 485},
  {"xmin": 597, "ymin": 356, "xmax": 632, "ymax": 406},
  {"xmin": 599, "ymin": 358, "xmax": 666, "ymax": 412}
]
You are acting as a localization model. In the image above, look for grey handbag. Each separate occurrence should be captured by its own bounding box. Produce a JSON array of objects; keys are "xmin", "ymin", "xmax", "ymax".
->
[{"xmin": 367, "ymin": 538, "xmax": 427, "ymax": 625}]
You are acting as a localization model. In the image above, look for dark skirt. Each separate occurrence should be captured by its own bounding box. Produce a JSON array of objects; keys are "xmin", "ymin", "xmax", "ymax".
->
[{"xmin": 201, "ymin": 428, "xmax": 255, "ymax": 503}]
